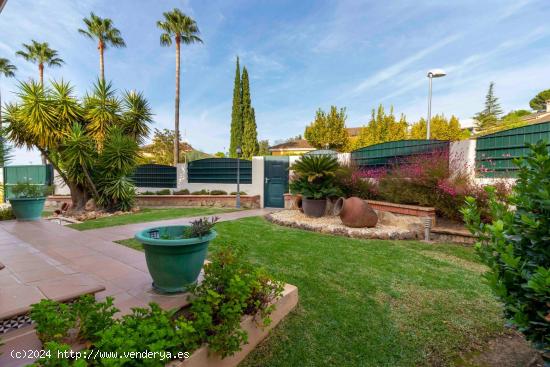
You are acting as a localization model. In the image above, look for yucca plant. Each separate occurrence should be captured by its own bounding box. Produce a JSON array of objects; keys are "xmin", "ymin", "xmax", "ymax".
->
[{"xmin": 4, "ymin": 79, "xmax": 151, "ymax": 212}]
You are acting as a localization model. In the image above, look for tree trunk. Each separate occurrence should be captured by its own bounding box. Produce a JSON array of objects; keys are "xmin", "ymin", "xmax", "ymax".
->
[
  {"xmin": 99, "ymin": 40, "xmax": 105, "ymax": 81},
  {"xmin": 39, "ymin": 63, "xmax": 44, "ymax": 85},
  {"xmin": 68, "ymin": 182, "xmax": 90, "ymax": 212},
  {"xmin": 174, "ymin": 36, "xmax": 181, "ymax": 167}
]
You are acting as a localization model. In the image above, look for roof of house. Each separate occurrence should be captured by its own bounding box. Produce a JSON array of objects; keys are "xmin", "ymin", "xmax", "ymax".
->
[
  {"xmin": 346, "ymin": 127, "xmax": 362, "ymax": 137},
  {"xmin": 521, "ymin": 111, "xmax": 550, "ymax": 124},
  {"xmin": 269, "ymin": 139, "xmax": 315, "ymax": 151}
]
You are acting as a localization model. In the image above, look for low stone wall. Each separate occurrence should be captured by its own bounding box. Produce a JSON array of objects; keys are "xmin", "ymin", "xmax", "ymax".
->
[
  {"xmin": 282, "ymin": 194, "xmax": 436, "ymax": 225},
  {"xmin": 47, "ymin": 195, "xmax": 261, "ymax": 209}
]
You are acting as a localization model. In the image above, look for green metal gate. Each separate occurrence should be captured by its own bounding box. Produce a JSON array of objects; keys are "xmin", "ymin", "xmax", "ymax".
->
[
  {"xmin": 351, "ymin": 139, "xmax": 449, "ymax": 168},
  {"xmin": 476, "ymin": 121, "xmax": 550, "ymax": 177},
  {"xmin": 264, "ymin": 156, "xmax": 289, "ymax": 208},
  {"xmin": 3, "ymin": 165, "xmax": 53, "ymax": 200}
]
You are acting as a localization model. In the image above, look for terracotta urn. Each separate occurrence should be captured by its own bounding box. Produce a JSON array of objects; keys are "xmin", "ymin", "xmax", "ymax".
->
[{"xmin": 334, "ymin": 197, "xmax": 378, "ymax": 228}]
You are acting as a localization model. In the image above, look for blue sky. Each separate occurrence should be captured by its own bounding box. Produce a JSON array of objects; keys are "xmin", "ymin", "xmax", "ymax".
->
[{"xmin": 1, "ymin": 0, "xmax": 549, "ymax": 164}]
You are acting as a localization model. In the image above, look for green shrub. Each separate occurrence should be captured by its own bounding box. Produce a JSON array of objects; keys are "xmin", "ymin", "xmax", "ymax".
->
[
  {"xmin": 10, "ymin": 182, "xmax": 51, "ymax": 199},
  {"xmin": 209, "ymin": 190, "xmax": 228, "ymax": 195},
  {"xmin": 0, "ymin": 207, "xmax": 15, "ymax": 221},
  {"xmin": 173, "ymin": 189, "xmax": 190, "ymax": 195},
  {"xmin": 94, "ymin": 303, "xmax": 199, "ymax": 366},
  {"xmin": 289, "ymin": 155, "xmax": 341, "ymax": 199},
  {"xmin": 29, "ymin": 341, "xmax": 88, "ymax": 367},
  {"xmin": 230, "ymin": 191, "xmax": 247, "ymax": 195},
  {"xmin": 183, "ymin": 216, "xmax": 219, "ymax": 239},
  {"xmin": 334, "ymin": 164, "xmax": 376, "ymax": 199},
  {"xmin": 461, "ymin": 141, "xmax": 550, "ymax": 353},
  {"xmin": 30, "ymin": 300, "xmax": 75, "ymax": 343},
  {"xmin": 27, "ymin": 245, "xmax": 284, "ymax": 364},
  {"xmin": 191, "ymin": 189, "xmax": 209, "ymax": 195},
  {"xmin": 189, "ymin": 243, "xmax": 284, "ymax": 357},
  {"xmin": 155, "ymin": 189, "xmax": 172, "ymax": 195},
  {"xmin": 140, "ymin": 190, "xmax": 155, "ymax": 195}
]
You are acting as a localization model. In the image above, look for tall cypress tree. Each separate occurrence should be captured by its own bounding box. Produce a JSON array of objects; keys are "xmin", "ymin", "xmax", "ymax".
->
[
  {"xmin": 474, "ymin": 81, "xmax": 503, "ymax": 131},
  {"xmin": 243, "ymin": 106, "xmax": 259, "ymax": 158},
  {"xmin": 240, "ymin": 67, "xmax": 258, "ymax": 158},
  {"xmin": 229, "ymin": 57, "xmax": 242, "ymax": 157}
]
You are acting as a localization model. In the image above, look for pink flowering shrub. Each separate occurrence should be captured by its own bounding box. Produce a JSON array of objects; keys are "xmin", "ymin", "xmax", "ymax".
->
[{"xmin": 374, "ymin": 150, "xmax": 511, "ymax": 221}]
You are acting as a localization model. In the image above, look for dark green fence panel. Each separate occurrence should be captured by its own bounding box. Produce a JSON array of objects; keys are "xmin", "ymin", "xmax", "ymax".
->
[
  {"xmin": 351, "ymin": 139, "xmax": 449, "ymax": 168},
  {"xmin": 188, "ymin": 158, "xmax": 252, "ymax": 184},
  {"xmin": 3, "ymin": 165, "xmax": 53, "ymax": 199},
  {"xmin": 130, "ymin": 164, "xmax": 177, "ymax": 188},
  {"xmin": 476, "ymin": 121, "xmax": 550, "ymax": 177}
]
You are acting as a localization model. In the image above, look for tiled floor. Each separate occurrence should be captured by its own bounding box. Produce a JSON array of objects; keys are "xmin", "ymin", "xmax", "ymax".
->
[{"xmin": 0, "ymin": 208, "xmax": 272, "ymax": 366}]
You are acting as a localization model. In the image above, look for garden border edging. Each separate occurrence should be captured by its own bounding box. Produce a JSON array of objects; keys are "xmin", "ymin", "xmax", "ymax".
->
[{"xmin": 168, "ymin": 284, "xmax": 298, "ymax": 367}]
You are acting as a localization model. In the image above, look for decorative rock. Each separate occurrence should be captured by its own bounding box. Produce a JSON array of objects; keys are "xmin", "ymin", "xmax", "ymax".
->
[
  {"xmin": 85, "ymin": 199, "xmax": 97, "ymax": 211},
  {"xmin": 334, "ymin": 197, "xmax": 378, "ymax": 228}
]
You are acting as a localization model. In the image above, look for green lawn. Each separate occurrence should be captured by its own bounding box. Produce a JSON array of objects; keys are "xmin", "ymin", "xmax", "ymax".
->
[
  {"xmin": 68, "ymin": 207, "xmax": 238, "ymax": 230},
  {"xmin": 116, "ymin": 217, "xmax": 503, "ymax": 367}
]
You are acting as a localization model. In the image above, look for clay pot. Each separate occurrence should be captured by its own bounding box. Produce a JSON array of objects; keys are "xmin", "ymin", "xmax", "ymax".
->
[
  {"xmin": 295, "ymin": 195, "xmax": 303, "ymax": 213},
  {"xmin": 301, "ymin": 198, "xmax": 326, "ymax": 218},
  {"xmin": 334, "ymin": 197, "xmax": 378, "ymax": 228}
]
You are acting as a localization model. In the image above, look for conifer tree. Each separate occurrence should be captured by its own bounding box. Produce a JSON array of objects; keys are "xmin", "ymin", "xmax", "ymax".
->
[
  {"xmin": 229, "ymin": 57, "xmax": 242, "ymax": 157},
  {"xmin": 474, "ymin": 82, "xmax": 503, "ymax": 131},
  {"xmin": 243, "ymin": 106, "xmax": 259, "ymax": 158}
]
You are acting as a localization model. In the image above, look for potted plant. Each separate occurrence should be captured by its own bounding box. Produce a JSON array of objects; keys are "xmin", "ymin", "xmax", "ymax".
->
[
  {"xmin": 8, "ymin": 182, "xmax": 51, "ymax": 221},
  {"xmin": 134, "ymin": 216, "xmax": 219, "ymax": 293},
  {"xmin": 289, "ymin": 155, "xmax": 341, "ymax": 217}
]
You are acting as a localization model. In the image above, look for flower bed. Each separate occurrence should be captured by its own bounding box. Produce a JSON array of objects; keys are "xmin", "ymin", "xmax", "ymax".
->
[{"xmin": 267, "ymin": 210, "xmax": 422, "ymax": 240}]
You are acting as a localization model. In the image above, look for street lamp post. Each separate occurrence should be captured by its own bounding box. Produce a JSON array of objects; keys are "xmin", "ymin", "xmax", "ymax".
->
[
  {"xmin": 426, "ymin": 69, "xmax": 446, "ymax": 140},
  {"xmin": 236, "ymin": 146, "xmax": 242, "ymax": 209}
]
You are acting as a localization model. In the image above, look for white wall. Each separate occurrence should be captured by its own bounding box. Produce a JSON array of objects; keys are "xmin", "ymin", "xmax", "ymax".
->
[{"xmin": 449, "ymin": 139, "xmax": 476, "ymax": 180}]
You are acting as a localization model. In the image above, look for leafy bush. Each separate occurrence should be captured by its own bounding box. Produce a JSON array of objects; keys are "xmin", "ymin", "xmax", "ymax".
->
[
  {"xmin": 184, "ymin": 216, "xmax": 219, "ymax": 238},
  {"xmin": 334, "ymin": 164, "xmax": 377, "ymax": 199},
  {"xmin": 188, "ymin": 243, "xmax": 284, "ymax": 357},
  {"xmin": 140, "ymin": 190, "xmax": 155, "ymax": 195},
  {"xmin": 94, "ymin": 303, "xmax": 199, "ymax": 366},
  {"xmin": 0, "ymin": 207, "xmax": 15, "ymax": 221},
  {"xmin": 28, "ymin": 245, "xmax": 283, "ymax": 364},
  {"xmin": 191, "ymin": 189, "xmax": 210, "ymax": 195},
  {"xmin": 230, "ymin": 191, "xmax": 247, "ymax": 195},
  {"xmin": 210, "ymin": 190, "xmax": 228, "ymax": 195},
  {"xmin": 461, "ymin": 141, "xmax": 550, "ymax": 353},
  {"xmin": 29, "ymin": 341, "xmax": 88, "ymax": 367},
  {"xmin": 371, "ymin": 150, "xmax": 511, "ymax": 221},
  {"xmin": 10, "ymin": 182, "xmax": 51, "ymax": 199},
  {"xmin": 289, "ymin": 155, "xmax": 341, "ymax": 199},
  {"xmin": 173, "ymin": 189, "xmax": 190, "ymax": 195},
  {"xmin": 155, "ymin": 188, "xmax": 172, "ymax": 195},
  {"xmin": 30, "ymin": 300, "xmax": 75, "ymax": 343}
]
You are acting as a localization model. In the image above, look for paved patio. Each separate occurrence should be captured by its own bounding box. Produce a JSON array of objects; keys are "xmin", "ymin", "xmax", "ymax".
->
[{"xmin": 0, "ymin": 208, "xmax": 272, "ymax": 366}]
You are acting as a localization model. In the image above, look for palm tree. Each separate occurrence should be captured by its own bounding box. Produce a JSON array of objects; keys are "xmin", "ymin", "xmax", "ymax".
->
[
  {"xmin": 0, "ymin": 58, "xmax": 17, "ymax": 129},
  {"xmin": 78, "ymin": 12, "xmax": 126, "ymax": 81},
  {"xmin": 16, "ymin": 40, "xmax": 64, "ymax": 84},
  {"xmin": 157, "ymin": 8, "xmax": 202, "ymax": 166}
]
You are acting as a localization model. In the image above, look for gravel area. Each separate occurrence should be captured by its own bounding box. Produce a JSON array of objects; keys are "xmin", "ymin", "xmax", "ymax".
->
[{"xmin": 266, "ymin": 210, "xmax": 423, "ymax": 240}]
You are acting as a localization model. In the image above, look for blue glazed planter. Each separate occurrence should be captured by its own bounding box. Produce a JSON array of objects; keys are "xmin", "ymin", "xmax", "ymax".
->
[
  {"xmin": 135, "ymin": 225, "xmax": 217, "ymax": 293},
  {"xmin": 9, "ymin": 197, "xmax": 46, "ymax": 221}
]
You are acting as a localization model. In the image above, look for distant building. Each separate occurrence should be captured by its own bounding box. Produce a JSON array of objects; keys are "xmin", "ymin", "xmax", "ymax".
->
[
  {"xmin": 269, "ymin": 139, "xmax": 315, "ymax": 156},
  {"xmin": 520, "ymin": 99, "xmax": 550, "ymax": 125}
]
